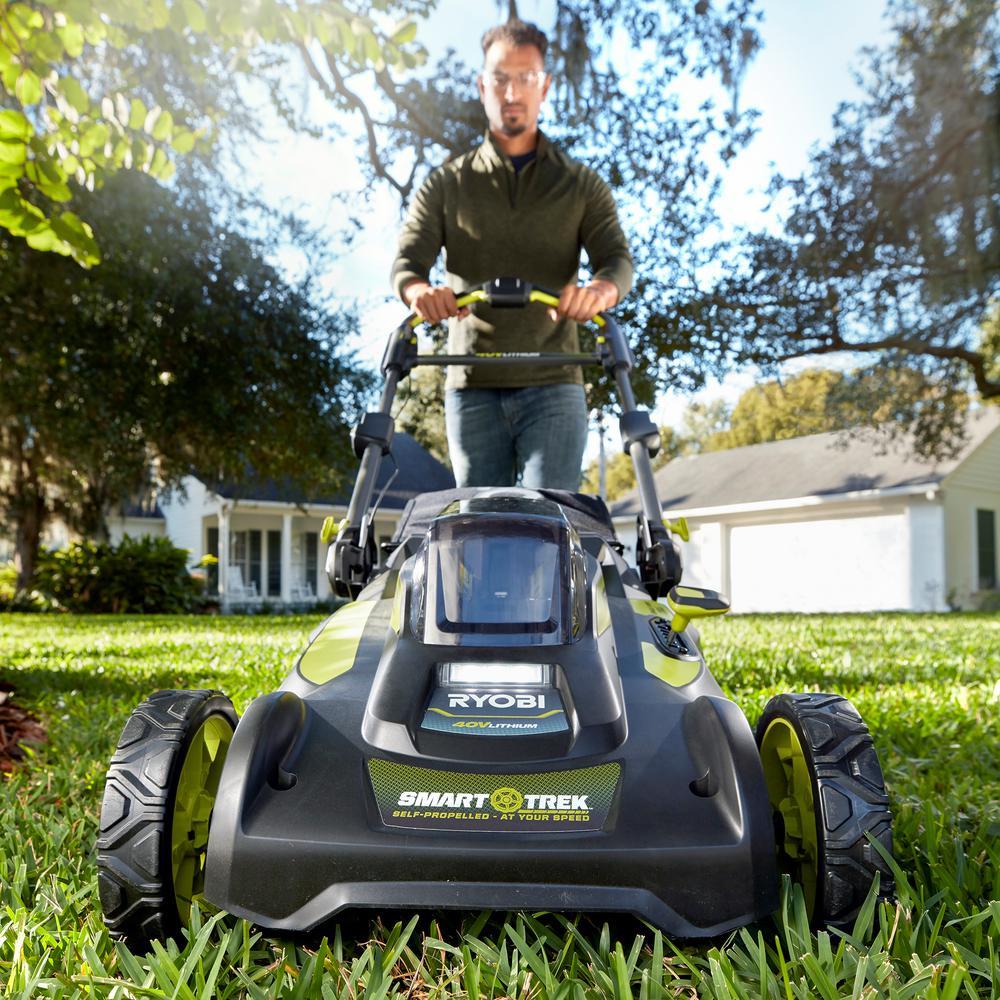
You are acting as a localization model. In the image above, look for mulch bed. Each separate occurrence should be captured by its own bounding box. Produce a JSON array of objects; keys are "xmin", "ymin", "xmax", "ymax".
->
[{"xmin": 0, "ymin": 681, "xmax": 47, "ymax": 773}]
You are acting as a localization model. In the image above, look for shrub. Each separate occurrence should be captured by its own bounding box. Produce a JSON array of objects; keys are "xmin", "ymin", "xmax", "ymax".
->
[
  {"xmin": 34, "ymin": 536, "xmax": 201, "ymax": 613},
  {"xmin": 973, "ymin": 589, "xmax": 1000, "ymax": 612},
  {"xmin": 0, "ymin": 562, "xmax": 50, "ymax": 612},
  {"xmin": 0, "ymin": 561, "xmax": 15, "ymax": 600}
]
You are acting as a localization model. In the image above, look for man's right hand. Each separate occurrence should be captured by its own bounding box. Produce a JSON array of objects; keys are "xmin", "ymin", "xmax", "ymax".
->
[{"xmin": 404, "ymin": 282, "xmax": 470, "ymax": 324}]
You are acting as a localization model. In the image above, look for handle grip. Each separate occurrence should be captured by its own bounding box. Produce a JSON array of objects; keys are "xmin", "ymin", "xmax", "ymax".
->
[{"xmin": 406, "ymin": 277, "xmax": 607, "ymax": 329}]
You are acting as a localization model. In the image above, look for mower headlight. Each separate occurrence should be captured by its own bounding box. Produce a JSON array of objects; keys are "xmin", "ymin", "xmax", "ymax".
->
[{"xmin": 437, "ymin": 662, "xmax": 552, "ymax": 687}]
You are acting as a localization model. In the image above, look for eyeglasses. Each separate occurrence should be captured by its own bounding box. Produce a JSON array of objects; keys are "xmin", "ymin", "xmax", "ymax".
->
[{"xmin": 484, "ymin": 70, "xmax": 547, "ymax": 92}]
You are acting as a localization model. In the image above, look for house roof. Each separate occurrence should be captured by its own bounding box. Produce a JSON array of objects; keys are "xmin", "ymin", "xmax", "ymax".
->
[
  {"xmin": 610, "ymin": 408, "xmax": 1000, "ymax": 517},
  {"xmin": 211, "ymin": 432, "xmax": 455, "ymax": 510},
  {"xmin": 120, "ymin": 502, "xmax": 166, "ymax": 520}
]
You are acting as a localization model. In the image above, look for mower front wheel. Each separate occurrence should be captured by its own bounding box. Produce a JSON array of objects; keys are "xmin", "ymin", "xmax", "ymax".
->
[
  {"xmin": 756, "ymin": 692, "xmax": 894, "ymax": 928},
  {"xmin": 97, "ymin": 689, "xmax": 237, "ymax": 946}
]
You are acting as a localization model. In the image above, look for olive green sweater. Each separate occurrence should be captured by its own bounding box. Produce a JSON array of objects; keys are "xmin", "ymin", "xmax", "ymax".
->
[{"xmin": 391, "ymin": 131, "xmax": 633, "ymax": 389}]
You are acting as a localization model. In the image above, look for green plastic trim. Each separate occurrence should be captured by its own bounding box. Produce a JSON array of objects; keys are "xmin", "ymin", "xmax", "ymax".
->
[
  {"xmin": 595, "ymin": 576, "xmax": 611, "ymax": 636},
  {"xmin": 663, "ymin": 517, "xmax": 690, "ymax": 542},
  {"xmin": 407, "ymin": 289, "xmax": 489, "ymax": 328},
  {"xmin": 640, "ymin": 641, "xmax": 700, "ymax": 687},
  {"xmin": 406, "ymin": 288, "xmax": 606, "ymax": 329},
  {"xmin": 629, "ymin": 598, "xmax": 671, "ymax": 618},
  {"xmin": 298, "ymin": 599, "xmax": 379, "ymax": 685},
  {"xmin": 389, "ymin": 586, "xmax": 403, "ymax": 634},
  {"xmin": 665, "ymin": 586, "xmax": 730, "ymax": 634},
  {"xmin": 171, "ymin": 714, "xmax": 233, "ymax": 924},
  {"xmin": 427, "ymin": 707, "xmax": 564, "ymax": 720},
  {"xmin": 528, "ymin": 289, "xmax": 606, "ymax": 327},
  {"xmin": 759, "ymin": 717, "xmax": 820, "ymax": 916}
]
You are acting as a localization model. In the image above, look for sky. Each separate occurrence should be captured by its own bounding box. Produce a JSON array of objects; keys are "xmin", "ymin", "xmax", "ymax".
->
[{"xmin": 246, "ymin": 0, "xmax": 892, "ymax": 460}]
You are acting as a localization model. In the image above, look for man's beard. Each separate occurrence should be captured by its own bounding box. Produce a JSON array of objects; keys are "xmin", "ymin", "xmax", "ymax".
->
[{"xmin": 500, "ymin": 121, "xmax": 527, "ymax": 136}]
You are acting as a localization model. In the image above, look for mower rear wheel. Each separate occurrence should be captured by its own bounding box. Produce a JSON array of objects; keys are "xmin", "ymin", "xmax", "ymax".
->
[
  {"xmin": 97, "ymin": 689, "xmax": 237, "ymax": 946},
  {"xmin": 756, "ymin": 692, "xmax": 894, "ymax": 928}
]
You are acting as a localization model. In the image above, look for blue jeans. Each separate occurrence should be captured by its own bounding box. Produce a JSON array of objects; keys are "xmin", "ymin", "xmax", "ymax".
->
[{"xmin": 444, "ymin": 384, "xmax": 588, "ymax": 490}]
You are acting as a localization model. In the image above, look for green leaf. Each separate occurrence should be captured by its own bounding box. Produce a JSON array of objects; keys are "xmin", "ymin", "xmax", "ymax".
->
[
  {"xmin": 131, "ymin": 136, "xmax": 149, "ymax": 168},
  {"xmin": 220, "ymin": 10, "xmax": 242, "ymax": 35},
  {"xmin": 35, "ymin": 176, "xmax": 73, "ymax": 202},
  {"xmin": 8, "ymin": 3, "xmax": 44, "ymax": 34},
  {"xmin": 171, "ymin": 129, "xmax": 197, "ymax": 154},
  {"xmin": 0, "ymin": 139, "xmax": 27, "ymax": 165},
  {"xmin": 0, "ymin": 109, "xmax": 31, "ymax": 141},
  {"xmin": 15, "ymin": 70, "xmax": 42, "ymax": 106},
  {"xmin": 129, "ymin": 98, "xmax": 148, "ymax": 131},
  {"xmin": 181, "ymin": 0, "xmax": 208, "ymax": 33},
  {"xmin": 35, "ymin": 30, "xmax": 64, "ymax": 63},
  {"xmin": 0, "ymin": 54, "xmax": 19, "ymax": 92},
  {"xmin": 151, "ymin": 109, "xmax": 173, "ymax": 142},
  {"xmin": 57, "ymin": 21, "xmax": 86, "ymax": 58},
  {"xmin": 362, "ymin": 29, "xmax": 381, "ymax": 65},
  {"xmin": 24, "ymin": 222, "xmax": 65, "ymax": 253},
  {"xmin": 391, "ymin": 19, "xmax": 417, "ymax": 45},
  {"xmin": 0, "ymin": 159, "xmax": 25, "ymax": 182},
  {"xmin": 78, "ymin": 122, "xmax": 110, "ymax": 156},
  {"xmin": 59, "ymin": 76, "xmax": 90, "ymax": 115},
  {"xmin": 149, "ymin": 0, "xmax": 170, "ymax": 29},
  {"xmin": 105, "ymin": 25, "xmax": 127, "ymax": 48},
  {"xmin": 111, "ymin": 136, "xmax": 130, "ymax": 166},
  {"xmin": 48, "ymin": 210, "xmax": 99, "ymax": 263},
  {"xmin": 149, "ymin": 146, "xmax": 170, "ymax": 176}
]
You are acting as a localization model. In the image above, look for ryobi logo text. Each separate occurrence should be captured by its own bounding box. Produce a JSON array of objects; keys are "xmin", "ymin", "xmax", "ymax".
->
[
  {"xmin": 447, "ymin": 692, "xmax": 546, "ymax": 709},
  {"xmin": 396, "ymin": 788, "xmax": 589, "ymax": 812}
]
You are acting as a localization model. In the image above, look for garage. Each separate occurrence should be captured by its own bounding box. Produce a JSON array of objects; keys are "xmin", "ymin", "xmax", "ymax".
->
[{"xmin": 728, "ymin": 513, "xmax": 910, "ymax": 613}]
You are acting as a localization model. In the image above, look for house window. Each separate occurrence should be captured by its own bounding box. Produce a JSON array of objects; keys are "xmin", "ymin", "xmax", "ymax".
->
[
  {"xmin": 267, "ymin": 530, "xmax": 282, "ymax": 596},
  {"xmin": 305, "ymin": 532, "xmax": 318, "ymax": 592},
  {"xmin": 231, "ymin": 530, "xmax": 263, "ymax": 592},
  {"xmin": 977, "ymin": 509, "xmax": 997, "ymax": 590},
  {"xmin": 206, "ymin": 527, "xmax": 219, "ymax": 593}
]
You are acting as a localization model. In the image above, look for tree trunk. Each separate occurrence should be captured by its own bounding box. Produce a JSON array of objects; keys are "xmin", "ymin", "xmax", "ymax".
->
[
  {"xmin": 7, "ymin": 431, "xmax": 49, "ymax": 593},
  {"xmin": 13, "ymin": 489, "xmax": 45, "ymax": 592}
]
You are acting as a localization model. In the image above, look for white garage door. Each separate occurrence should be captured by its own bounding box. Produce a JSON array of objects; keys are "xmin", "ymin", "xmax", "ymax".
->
[{"xmin": 729, "ymin": 514, "xmax": 910, "ymax": 613}]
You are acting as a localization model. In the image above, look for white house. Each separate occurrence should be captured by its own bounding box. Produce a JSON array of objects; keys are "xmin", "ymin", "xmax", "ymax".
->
[
  {"xmin": 151, "ymin": 433, "xmax": 454, "ymax": 610},
  {"xmin": 610, "ymin": 409, "xmax": 1000, "ymax": 613}
]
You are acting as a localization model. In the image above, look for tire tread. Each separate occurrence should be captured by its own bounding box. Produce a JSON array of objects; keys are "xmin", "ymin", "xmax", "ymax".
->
[
  {"xmin": 96, "ymin": 689, "xmax": 236, "ymax": 945},
  {"xmin": 756, "ymin": 692, "xmax": 894, "ymax": 927}
]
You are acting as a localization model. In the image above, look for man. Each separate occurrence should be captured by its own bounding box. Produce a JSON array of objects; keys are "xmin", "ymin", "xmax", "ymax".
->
[{"xmin": 391, "ymin": 19, "xmax": 633, "ymax": 490}]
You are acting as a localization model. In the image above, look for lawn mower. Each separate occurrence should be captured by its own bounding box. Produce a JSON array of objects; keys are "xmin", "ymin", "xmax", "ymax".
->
[{"xmin": 97, "ymin": 278, "xmax": 894, "ymax": 945}]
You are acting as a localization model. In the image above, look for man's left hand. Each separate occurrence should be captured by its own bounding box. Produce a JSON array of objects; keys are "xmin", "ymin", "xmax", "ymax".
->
[{"xmin": 550, "ymin": 279, "xmax": 619, "ymax": 322}]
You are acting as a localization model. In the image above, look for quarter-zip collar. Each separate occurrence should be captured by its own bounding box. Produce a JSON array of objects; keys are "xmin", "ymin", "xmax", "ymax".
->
[{"xmin": 480, "ymin": 129, "xmax": 552, "ymax": 172}]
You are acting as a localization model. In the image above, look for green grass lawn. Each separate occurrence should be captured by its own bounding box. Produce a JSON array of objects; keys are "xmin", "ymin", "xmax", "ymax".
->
[{"xmin": 1, "ymin": 612, "xmax": 998, "ymax": 999}]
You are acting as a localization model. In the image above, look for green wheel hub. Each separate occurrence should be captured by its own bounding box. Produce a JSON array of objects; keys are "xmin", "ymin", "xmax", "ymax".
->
[
  {"xmin": 759, "ymin": 717, "xmax": 819, "ymax": 915},
  {"xmin": 171, "ymin": 715, "xmax": 233, "ymax": 922}
]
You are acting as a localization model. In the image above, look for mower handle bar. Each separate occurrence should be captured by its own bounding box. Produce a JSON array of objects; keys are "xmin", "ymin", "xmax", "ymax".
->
[
  {"xmin": 406, "ymin": 276, "xmax": 607, "ymax": 331},
  {"xmin": 335, "ymin": 277, "xmax": 665, "ymax": 586},
  {"xmin": 382, "ymin": 278, "xmax": 635, "ymax": 408}
]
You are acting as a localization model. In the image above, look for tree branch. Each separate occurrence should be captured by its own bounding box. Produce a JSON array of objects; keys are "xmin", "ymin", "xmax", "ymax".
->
[
  {"xmin": 373, "ymin": 67, "xmax": 456, "ymax": 154},
  {"xmin": 758, "ymin": 334, "xmax": 998, "ymax": 400},
  {"xmin": 295, "ymin": 41, "xmax": 410, "ymax": 199}
]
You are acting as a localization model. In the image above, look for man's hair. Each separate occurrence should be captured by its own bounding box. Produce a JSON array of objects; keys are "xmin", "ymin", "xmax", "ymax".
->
[{"xmin": 481, "ymin": 19, "xmax": 548, "ymax": 61}]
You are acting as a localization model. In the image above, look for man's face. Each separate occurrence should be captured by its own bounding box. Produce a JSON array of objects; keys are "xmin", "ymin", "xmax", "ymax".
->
[{"xmin": 478, "ymin": 41, "xmax": 550, "ymax": 137}]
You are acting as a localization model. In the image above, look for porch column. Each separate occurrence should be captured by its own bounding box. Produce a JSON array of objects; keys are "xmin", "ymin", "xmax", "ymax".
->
[
  {"xmin": 218, "ymin": 501, "xmax": 230, "ymax": 613},
  {"xmin": 281, "ymin": 513, "xmax": 293, "ymax": 604}
]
